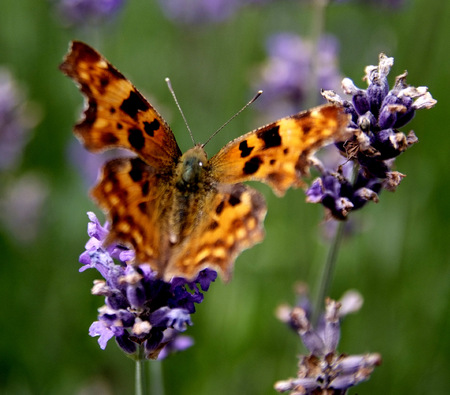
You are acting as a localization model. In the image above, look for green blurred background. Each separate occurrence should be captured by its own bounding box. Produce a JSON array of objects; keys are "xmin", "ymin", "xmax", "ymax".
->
[{"xmin": 0, "ymin": 0, "xmax": 449, "ymax": 394}]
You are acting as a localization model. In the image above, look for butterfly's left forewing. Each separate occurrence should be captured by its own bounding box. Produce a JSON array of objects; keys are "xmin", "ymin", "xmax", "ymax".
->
[
  {"xmin": 210, "ymin": 104, "xmax": 350, "ymax": 196},
  {"xmin": 60, "ymin": 41, "xmax": 182, "ymax": 170}
]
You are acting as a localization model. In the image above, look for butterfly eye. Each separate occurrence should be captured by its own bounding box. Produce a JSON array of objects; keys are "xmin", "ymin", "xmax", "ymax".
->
[{"xmin": 199, "ymin": 161, "xmax": 203, "ymax": 167}]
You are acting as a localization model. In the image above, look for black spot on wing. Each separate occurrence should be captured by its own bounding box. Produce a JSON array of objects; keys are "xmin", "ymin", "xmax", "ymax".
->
[
  {"xmin": 216, "ymin": 200, "xmax": 225, "ymax": 215},
  {"xmin": 302, "ymin": 124, "xmax": 312, "ymax": 134},
  {"xmin": 100, "ymin": 76, "xmax": 110, "ymax": 90},
  {"xmin": 142, "ymin": 180, "xmax": 149, "ymax": 197},
  {"xmin": 138, "ymin": 202, "xmax": 147, "ymax": 215},
  {"xmin": 228, "ymin": 184, "xmax": 244, "ymax": 206},
  {"xmin": 229, "ymin": 195, "xmax": 241, "ymax": 206},
  {"xmin": 120, "ymin": 90, "xmax": 150, "ymax": 119},
  {"xmin": 101, "ymin": 132, "xmax": 119, "ymax": 145},
  {"xmin": 243, "ymin": 156, "xmax": 263, "ymax": 175},
  {"xmin": 143, "ymin": 119, "xmax": 160, "ymax": 137},
  {"xmin": 84, "ymin": 99, "xmax": 97, "ymax": 125},
  {"xmin": 238, "ymin": 140, "xmax": 254, "ymax": 158},
  {"xmin": 129, "ymin": 158, "xmax": 144, "ymax": 182},
  {"xmin": 257, "ymin": 125, "xmax": 281, "ymax": 149},
  {"xmin": 208, "ymin": 221, "xmax": 219, "ymax": 231},
  {"xmin": 128, "ymin": 128, "xmax": 145, "ymax": 150}
]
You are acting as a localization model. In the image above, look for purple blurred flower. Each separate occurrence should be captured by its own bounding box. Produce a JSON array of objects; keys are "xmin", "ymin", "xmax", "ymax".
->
[
  {"xmin": 0, "ymin": 172, "xmax": 48, "ymax": 243},
  {"xmin": 157, "ymin": 0, "xmax": 272, "ymax": 24},
  {"xmin": 275, "ymin": 289, "xmax": 381, "ymax": 394},
  {"xmin": 158, "ymin": 0, "xmax": 240, "ymax": 24},
  {"xmin": 81, "ymin": 212, "xmax": 217, "ymax": 359},
  {"xmin": 306, "ymin": 53, "xmax": 436, "ymax": 219},
  {"xmin": 254, "ymin": 33, "xmax": 342, "ymax": 120},
  {"xmin": 0, "ymin": 68, "xmax": 37, "ymax": 171},
  {"xmin": 57, "ymin": 0, "xmax": 125, "ymax": 26}
]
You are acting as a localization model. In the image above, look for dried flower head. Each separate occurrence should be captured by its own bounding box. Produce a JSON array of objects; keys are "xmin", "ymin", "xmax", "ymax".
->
[
  {"xmin": 275, "ymin": 288, "xmax": 381, "ymax": 394},
  {"xmin": 306, "ymin": 53, "xmax": 437, "ymax": 219}
]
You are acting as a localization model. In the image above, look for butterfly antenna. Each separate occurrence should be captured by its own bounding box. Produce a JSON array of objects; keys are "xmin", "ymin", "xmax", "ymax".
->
[
  {"xmin": 202, "ymin": 90, "xmax": 263, "ymax": 148},
  {"xmin": 165, "ymin": 78, "xmax": 196, "ymax": 145}
]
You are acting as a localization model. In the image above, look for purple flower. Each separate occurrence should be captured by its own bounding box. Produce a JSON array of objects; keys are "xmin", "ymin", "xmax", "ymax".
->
[
  {"xmin": 157, "ymin": 0, "xmax": 273, "ymax": 25},
  {"xmin": 158, "ymin": 0, "xmax": 241, "ymax": 24},
  {"xmin": 57, "ymin": 0, "xmax": 125, "ymax": 26},
  {"xmin": 307, "ymin": 53, "xmax": 436, "ymax": 219},
  {"xmin": 81, "ymin": 212, "xmax": 217, "ymax": 359},
  {"xmin": 0, "ymin": 172, "xmax": 48, "ymax": 243},
  {"xmin": 0, "ymin": 68, "xmax": 37, "ymax": 171},
  {"xmin": 254, "ymin": 33, "xmax": 342, "ymax": 120},
  {"xmin": 274, "ymin": 288, "xmax": 381, "ymax": 394}
]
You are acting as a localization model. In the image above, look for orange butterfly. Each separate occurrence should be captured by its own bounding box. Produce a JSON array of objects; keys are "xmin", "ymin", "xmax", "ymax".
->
[{"xmin": 60, "ymin": 41, "xmax": 349, "ymax": 281}]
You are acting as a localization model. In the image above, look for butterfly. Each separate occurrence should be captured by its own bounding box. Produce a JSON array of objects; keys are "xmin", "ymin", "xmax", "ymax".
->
[{"xmin": 60, "ymin": 41, "xmax": 349, "ymax": 281}]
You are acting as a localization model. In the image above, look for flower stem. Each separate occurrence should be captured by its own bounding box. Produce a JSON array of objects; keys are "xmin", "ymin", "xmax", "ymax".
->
[
  {"xmin": 312, "ymin": 163, "xmax": 357, "ymax": 326},
  {"xmin": 312, "ymin": 219, "xmax": 345, "ymax": 326},
  {"xmin": 135, "ymin": 348, "xmax": 164, "ymax": 395},
  {"xmin": 135, "ymin": 346, "xmax": 148, "ymax": 395}
]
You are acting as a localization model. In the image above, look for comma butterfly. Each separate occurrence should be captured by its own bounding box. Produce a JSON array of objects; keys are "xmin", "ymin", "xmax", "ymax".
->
[{"xmin": 60, "ymin": 41, "xmax": 349, "ymax": 281}]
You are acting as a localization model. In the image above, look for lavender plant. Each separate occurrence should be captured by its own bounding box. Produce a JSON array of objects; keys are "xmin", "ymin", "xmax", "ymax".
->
[
  {"xmin": 254, "ymin": 33, "xmax": 342, "ymax": 119},
  {"xmin": 272, "ymin": 52, "xmax": 436, "ymax": 394},
  {"xmin": 275, "ymin": 286, "xmax": 381, "ymax": 393},
  {"xmin": 80, "ymin": 212, "xmax": 217, "ymax": 360},
  {"xmin": 56, "ymin": 0, "xmax": 125, "ymax": 26},
  {"xmin": 307, "ymin": 53, "xmax": 437, "ymax": 219},
  {"xmin": 0, "ymin": 67, "xmax": 36, "ymax": 171},
  {"xmin": 0, "ymin": 67, "xmax": 46, "ymax": 243},
  {"xmin": 157, "ymin": 0, "xmax": 272, "ymax": 24}
]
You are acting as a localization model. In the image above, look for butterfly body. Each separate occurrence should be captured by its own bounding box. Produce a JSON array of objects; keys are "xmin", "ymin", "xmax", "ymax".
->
[{"xmin": 60, "ymin": 41, "xmax": 350, "ymax": 281}]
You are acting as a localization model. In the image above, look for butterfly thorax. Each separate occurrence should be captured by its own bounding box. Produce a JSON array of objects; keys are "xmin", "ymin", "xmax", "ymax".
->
[
  {"xmin": 169, "ymin": 145, "xmax": 214, "ymax": 245},
  {"xmin": 175, "ymin": 145, "xmax": 209, "ymax": 193}
]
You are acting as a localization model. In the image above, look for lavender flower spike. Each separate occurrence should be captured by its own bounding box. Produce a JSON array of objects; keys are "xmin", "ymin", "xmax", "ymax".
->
[
  {"xmin": 80, "ymin": 212, "xmax": 217, "ymax": 359},
  {"xmin": 57, "ymin": 0, "xmax": 125, "ymax": 26},
  {"xmin": 274, "ymin": 291, "xmax": 381, "ymax": 394},
  {"xmin": 0, "ymin": 68, "xmax": 37, "ymax": 171},
  {"xmin": 307, "ymin": 53, "xmax": 436, "ymax": 219}
]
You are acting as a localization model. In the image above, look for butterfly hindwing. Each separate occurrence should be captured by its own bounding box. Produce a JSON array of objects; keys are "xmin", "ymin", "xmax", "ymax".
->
[
  {"xmin": 92, "ymin": 157, "xmax": 169, "ymax": 267},
  {"xmin": 166, "ymin": 183, "xmax": 267, "ymax": 281}
]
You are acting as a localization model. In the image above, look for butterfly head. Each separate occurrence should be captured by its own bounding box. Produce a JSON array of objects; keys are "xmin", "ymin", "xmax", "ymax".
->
[{"xmin": 177, "ymin": 145, "xmax": 209, "ymax": 189}]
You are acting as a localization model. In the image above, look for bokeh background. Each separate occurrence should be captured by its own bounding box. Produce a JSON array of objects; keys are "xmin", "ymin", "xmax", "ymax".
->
[{"xmin": 1, "ymin": 0, "xmax": 448, "ymax": 394}]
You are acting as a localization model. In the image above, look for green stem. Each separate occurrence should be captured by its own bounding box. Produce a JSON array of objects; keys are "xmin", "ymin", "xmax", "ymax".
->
[
  {"xmin": 312, "ymin": 163, "xmax": 357, "ymax": 326},
  {"xmin": 312, "ymin": 219, "xmax": 345, "ymax": 326},
  {"xmin": 135, "ymin": 346, "xmax": 148, "ymax": 395}
]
